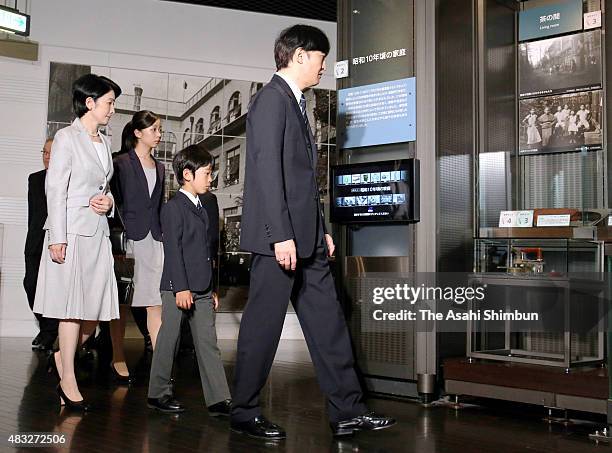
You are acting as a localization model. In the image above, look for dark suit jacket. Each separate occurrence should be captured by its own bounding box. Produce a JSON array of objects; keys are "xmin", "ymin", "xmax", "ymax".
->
[
  {"xmin": 25, "ymin": 170, "xmax": 47, "ymax": 257},
  {"xmin": 160, "ymin": 191, "xmax": 213, "ymax": 293},
  {"xmin": 199, "ymin": 191, "xmax": 219, "ymax": 259},
  {"xmin": 111, "ymin": 149, "xmax": 165, "ymax": 241},
  {"xmin": 240, "ymin": 74, "xmax": 324, "ymax": 258}
]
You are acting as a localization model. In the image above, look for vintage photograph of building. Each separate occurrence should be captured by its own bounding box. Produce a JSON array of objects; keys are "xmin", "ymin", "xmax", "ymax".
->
[
  {"xmin": 519, "ymin": 30, "xmax": 602, "ymax": 98},
  {"xmin": 47, "ymin": 63, "xmax": 337, "ymax": 309}
]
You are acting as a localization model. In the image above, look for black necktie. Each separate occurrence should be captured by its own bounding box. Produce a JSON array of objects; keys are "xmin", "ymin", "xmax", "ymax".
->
[{"xmin": 196, "ymin": 199, "xmax": 202, "ymax": 211}]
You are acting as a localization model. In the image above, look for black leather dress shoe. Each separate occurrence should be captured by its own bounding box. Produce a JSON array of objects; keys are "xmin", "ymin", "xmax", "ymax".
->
[
  {"xmin": 39, "ymin": 339, "xmax": 55, "ymax": 351},
  {"xmin": 230, "ymin": 416, "xmax": 286, "ymax": 439},
  {"xmin": 32, "ymin": 334, "xmax": 45, "ymax": 350},
  {"xmin": 330, "ymin": 412, "xmax": 396, "ymax": 437},
  {"xmin": 207, "ymin": 399, "xmax": 232, "ymax": 417},
  {"xmin": 147, "ymin": 396, "xmax": 185, "ymax": 413},
  {"xmin": 33, "ymin": 342, "xmax": 53, "ymax": 351}
]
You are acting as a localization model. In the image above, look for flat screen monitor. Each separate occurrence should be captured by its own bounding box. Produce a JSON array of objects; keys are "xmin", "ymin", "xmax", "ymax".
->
[{"xmin": 330, "ymin": 159, "xmax": 419, "ymax": 224}]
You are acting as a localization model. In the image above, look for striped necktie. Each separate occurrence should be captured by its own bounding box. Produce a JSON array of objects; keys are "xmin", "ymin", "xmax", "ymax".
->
[{"xmin": 299, "ymin": 94, "xmax": 308, "ymax": 125}]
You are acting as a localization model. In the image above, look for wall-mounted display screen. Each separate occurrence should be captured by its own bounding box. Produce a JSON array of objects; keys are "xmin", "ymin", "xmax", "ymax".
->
[
  {"xmin": 519, "ymin": 89, "xmax": 603, "ymax": 155},
  {"xmin": 330, "ymin": 159, "xmax": 419, "ymax": 223},
  {"xmin": 519, "ymin": 30, "xmax": 602, "ymax": 98}
]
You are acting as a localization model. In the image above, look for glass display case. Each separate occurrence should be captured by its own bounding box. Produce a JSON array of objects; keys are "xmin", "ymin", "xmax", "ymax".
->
[{"xmin": 469, "ymin": 236, "xmax": 607, "ymax": 370}]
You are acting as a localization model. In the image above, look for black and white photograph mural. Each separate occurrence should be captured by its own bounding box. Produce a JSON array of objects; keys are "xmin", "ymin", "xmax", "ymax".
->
[
  {"xmin": 46, "ymin": 62, "xmax": 336, "ymax": 310},
  {"xmin": 519, "ymin": 90, "xmax": 603, "ymax": 155},
  {"xmin": 519, "ymin": 30, "xmax": 602, "ymax": 98},
  {"xmin": 47, "ymin": 62, "xmax": 90, "ymax": 138}
]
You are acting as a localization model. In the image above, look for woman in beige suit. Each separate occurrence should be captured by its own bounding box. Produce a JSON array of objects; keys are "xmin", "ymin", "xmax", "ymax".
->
[{"xmin": 34, "ymin": 74, "xmax": 122, "ymax": 410}]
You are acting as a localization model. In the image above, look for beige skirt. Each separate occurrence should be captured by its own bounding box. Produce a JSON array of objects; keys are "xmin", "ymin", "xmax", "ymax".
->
[
  {"xmin": 33, "ymin": 227, "xmax": 119, "ymax": 321},
  {"xmin": 127, "ymin": 232, "xmax": 163, "ymax": 307}
]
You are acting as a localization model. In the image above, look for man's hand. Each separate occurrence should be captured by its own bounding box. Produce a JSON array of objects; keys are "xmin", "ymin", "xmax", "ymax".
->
[
  {"xmin": 212, "ymin": 292, "xmax": 219, "ymax": 311},
  {"xmin": 274, "ymin": 239, "xmax": 297, "ymax": 271},
  {"xmin": 175, "ymin": 290, "xmax": 193, "ymax": 310},
  {"xmin": 325, "ymin": 234, "xmax": 335, "ymax": 258},
  {"xmin": 90, "ymin": 194, "xmax": 113, "ymax": 215},
  {"xmin": 49, "ymin": 243, "xmax": 67, "ymax": 264}
]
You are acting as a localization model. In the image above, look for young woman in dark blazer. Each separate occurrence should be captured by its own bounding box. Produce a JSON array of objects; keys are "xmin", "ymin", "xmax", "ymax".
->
[{"xmin": 111, "ymin": 110, "xmax": 165, "ymax": 357}]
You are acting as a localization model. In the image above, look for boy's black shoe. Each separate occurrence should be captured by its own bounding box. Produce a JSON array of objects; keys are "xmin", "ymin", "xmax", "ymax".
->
[
  {"xmin": 147, "ymin": 396, "xmax": 185, "ymax": 413},
  {"xmin": 208, "ymin": 399, "xmax": 232, "ymax": 417}
]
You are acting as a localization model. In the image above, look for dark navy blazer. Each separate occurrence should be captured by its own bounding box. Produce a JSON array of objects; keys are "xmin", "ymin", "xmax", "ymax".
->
[
  {"xmin": 159, "ymin": 191, "xmax": 213, "ymax": 293},
  {"xmin": 111, "ymin": 149, "xmax": 165, "ymax": 241},
  {"xmin": 239, "ymin": 75, "xmax": 324, "ymax": 258},
  {"xmin": 25, "ymin": 169, "xmax": 47, "ymax": 257},
  {"xmin": 199, "ymin": 191, "xmax": 220, "ymax": 260}
]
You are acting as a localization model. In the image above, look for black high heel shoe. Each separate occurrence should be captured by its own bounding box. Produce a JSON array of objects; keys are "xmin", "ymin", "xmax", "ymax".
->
[
  {"xmin": 56, "ymin": 384, "xmax": 91, "ymax": 412},
  {"xmin": 110, "ymin": 362, "xmax": 134, "ymax": 385}
]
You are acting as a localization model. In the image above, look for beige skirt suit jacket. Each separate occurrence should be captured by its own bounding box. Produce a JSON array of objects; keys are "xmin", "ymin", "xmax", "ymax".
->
[{"xmin": 34, "ymin": 118, "xmax": 119, "ymax": 321}]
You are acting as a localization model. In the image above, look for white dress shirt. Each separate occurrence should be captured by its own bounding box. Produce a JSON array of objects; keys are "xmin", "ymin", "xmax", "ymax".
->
[
  {"xmin": 180, "ymin": 188, "xmax": 201, "ymax": 207},
  {"xmin": 275, "ymin": 71, "xmax": 303, "ymax": 105},
  {"xmin": 92, "ymin": 141, "xmax": 109, "ymax": 173}
]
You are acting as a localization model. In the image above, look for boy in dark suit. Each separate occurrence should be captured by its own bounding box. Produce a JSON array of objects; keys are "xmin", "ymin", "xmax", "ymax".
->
[{"xmin": 147, "ymin": 144, "xmax": 231, "ymax": 415}]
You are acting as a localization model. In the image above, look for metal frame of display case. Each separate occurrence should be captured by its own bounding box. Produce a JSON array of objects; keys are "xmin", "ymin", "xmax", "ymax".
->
[
  {"xmin": 469, "ymin": 231, "xmax": 607, "ymax": 369},
  {"xmin": 467, "ymin": 273, "xmax": 606, "ymax": 369}
]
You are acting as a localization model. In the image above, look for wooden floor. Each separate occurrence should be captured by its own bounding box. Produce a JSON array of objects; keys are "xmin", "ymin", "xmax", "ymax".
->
[{"xmin": 0, "ymin": 337, "xmax": 609, "ymax": 453}]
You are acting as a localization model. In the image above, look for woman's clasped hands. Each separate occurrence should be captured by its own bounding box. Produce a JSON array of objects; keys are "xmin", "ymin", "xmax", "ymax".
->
[{"xmin": 89, "ymin": 194, "xmax": 113, "ymax": 215}]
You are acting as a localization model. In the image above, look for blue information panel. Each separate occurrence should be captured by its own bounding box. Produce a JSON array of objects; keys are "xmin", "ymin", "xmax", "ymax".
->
[
  {"xmin": 519, "ymin": 0, "xmax": 583, "ymax": 42},
  {"xmin": 337, "ymin": 77, "xmax": 416, "ymax": 149}
]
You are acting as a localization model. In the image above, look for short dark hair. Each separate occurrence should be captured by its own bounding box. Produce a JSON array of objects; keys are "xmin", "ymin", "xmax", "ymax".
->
[
  {"xmin": 122, "ymin": 110, "xmax": 160, "ymax": 151},
  {"xmin": 72, "ymin": 74, "xmax": 122, "ymax": 118},
  {"xmin": 173, "ymin": 144, "xmax": 213, "ymax": 186},
  {"xmin": 274, "ymin": 24, "xmax": 330, "ymax": 70}
]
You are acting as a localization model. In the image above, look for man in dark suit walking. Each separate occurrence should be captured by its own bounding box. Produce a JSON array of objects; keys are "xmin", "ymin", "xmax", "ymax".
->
[
  {"xmin": 24, "ymin": 138, "xmax": 59, "ymax": 350},
  {"xmin": 231, "ymin": 25, "xmax": 395, "ymax": 440}
]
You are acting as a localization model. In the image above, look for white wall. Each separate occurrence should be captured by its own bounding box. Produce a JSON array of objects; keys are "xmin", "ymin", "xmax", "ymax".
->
[{"xmin": 0, "ymin": 0, "xmax": 336, "ymax": 338}]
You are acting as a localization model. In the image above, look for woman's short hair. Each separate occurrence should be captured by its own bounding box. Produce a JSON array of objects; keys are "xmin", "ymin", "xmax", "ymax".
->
[
  {"xmin": 122, "ymin": 110, "xmax": 160, "ymax": 151},
  {"xmin": 274, "ymin": 24, "xmax": 330, "ymax": 70},
  {"xmin": 173, "ymin": 144, "xmax": 213, "ymax": 186},
  {"xmin": 72, "ymin": 74, "xmax": 122, "ymax": 118}
]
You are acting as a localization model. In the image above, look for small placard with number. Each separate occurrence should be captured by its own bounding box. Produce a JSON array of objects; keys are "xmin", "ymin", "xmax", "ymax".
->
[
  {"xmin": 536, "ymin": 214, "xmax": 571, "ymax": 227},
  {"xmin": 499, "ymin": 211, "xmax": 534, "ymax": 228},
  {"xmin": 334, "ymin": 60, "xmax": 349, "ymax": 79},
  {"xmin": 584, "ymin": 11, "xmax": 602, "ymax": 30}
]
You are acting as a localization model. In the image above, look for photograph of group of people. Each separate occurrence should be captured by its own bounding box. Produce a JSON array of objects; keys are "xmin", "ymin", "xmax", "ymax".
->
[
  {"xmin": 519, "ymin": 29, "xmax": 601, "ymax": 98},
  {"xmin": 519, "ymin": 90, "xmax": 603, "ymax": 154},
  {"xmin": 518, "ymin": 28, "xmax": 603, "ymax": 156}
]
